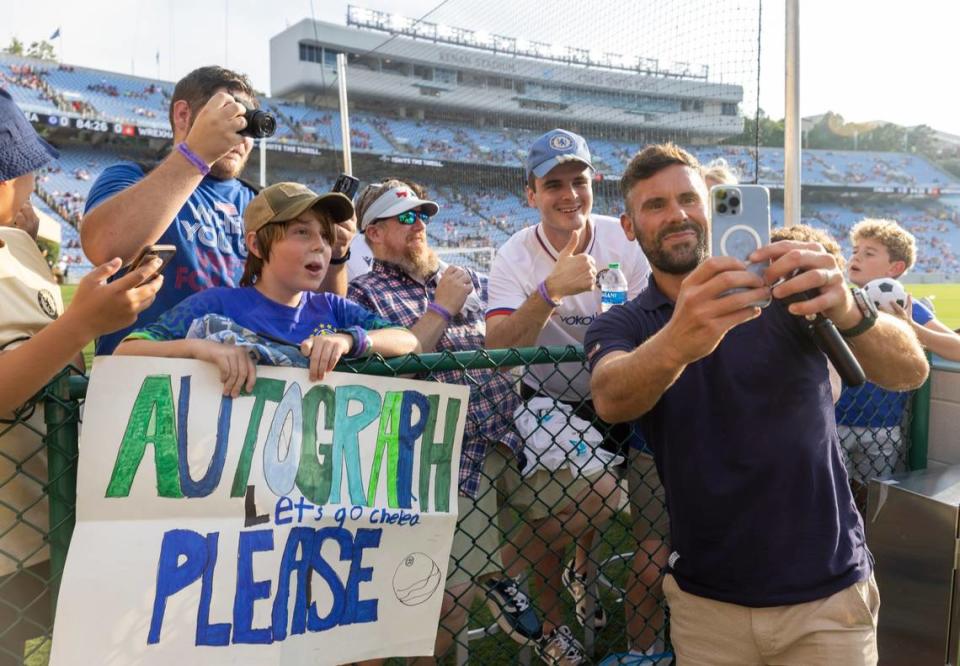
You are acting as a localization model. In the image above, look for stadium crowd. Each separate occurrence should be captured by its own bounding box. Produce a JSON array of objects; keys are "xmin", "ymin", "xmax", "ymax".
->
[{"xmin": 3, "ymin": 63, "xmax": 958, "ymax": 666}]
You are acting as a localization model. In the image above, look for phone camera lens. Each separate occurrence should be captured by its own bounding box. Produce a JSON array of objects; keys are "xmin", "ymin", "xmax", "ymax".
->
[
  {"xmin": 717, "ymin": 203, "xmax": 728, "ymax": 214},
  {"xmin": 729, "ymin": 196, "xmax": 740, "ymax": 208},
  {"xmin": 715, "ymin": 189, "xmax": 727, "ymax": 200}
]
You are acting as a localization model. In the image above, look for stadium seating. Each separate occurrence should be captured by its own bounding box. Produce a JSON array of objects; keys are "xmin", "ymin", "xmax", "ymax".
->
[
  {"xmin": 26, "ymin": 143, "xmax": 960, "ymax": 279},
  {"xmin": 6, "ymin": 53, "xmax": 960, "ymax": 279},
  {"xmin": 42, "ymin": 66, "xmax": 170, "ymax": 124},
  {"xmin": 5, "ymin": 53, "xmax": 957, "ymax": 191},
  {"xmin": 1, "ymin": 55, "xmax": 66, "ymax": 114}
]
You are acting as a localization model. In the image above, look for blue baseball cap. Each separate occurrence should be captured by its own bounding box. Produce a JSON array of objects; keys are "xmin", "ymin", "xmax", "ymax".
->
[
  {"xmin": 525, "ymin": 128, "xmax": 593, "ymax": 180},
  {"xmin": 0, "ymin": 88, "xmax": 59, "ymax": 181}
]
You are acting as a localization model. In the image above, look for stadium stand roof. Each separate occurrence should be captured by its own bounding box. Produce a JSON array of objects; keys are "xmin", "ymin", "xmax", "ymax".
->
[{"xmin": 269, "ymin": 19, "xmax": 743, "ymax": 136}]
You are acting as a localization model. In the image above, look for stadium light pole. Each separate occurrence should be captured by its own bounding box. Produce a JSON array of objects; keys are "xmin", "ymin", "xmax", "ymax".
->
[
  {"xmin": 784, "ymin": 0, "xmax": 800, "ymax": 227},
  {"xmin": 259, "ymin": 138, "xmax": 266, "ymax": 188},
  {"xmin": 337, "ymin": 53, "xmax": 353, "ymax": 176}
]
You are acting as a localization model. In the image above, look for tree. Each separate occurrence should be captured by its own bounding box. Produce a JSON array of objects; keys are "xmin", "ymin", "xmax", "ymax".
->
[
  {"xmin": 805, "ymin": 112, "xmax": 853, "ymax": 150},
  {"xmin": 938, "ymin": 158, "xmax": 960, "ymax": 179},
  {"xmin": 25, "ymin": 40, "xmax": 56, "ymax": 61},
  {"xmin": 722, "ymin": 109, "xmax": 784, "ymax": 147},
  {"xmin": 906, "ymin": 124, "xmax": 937, "ymax": 156},
  {"xmin": 6, "ymin": 37, "xmax": 24, "ymax": 55},
  {"xmin": 858, "ymin": 123, "xmax": 906, "ymax": 152}
]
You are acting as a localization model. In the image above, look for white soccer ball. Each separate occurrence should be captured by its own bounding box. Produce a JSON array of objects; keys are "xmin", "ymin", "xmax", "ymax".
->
[{"xmin": 864, "ymin": 277, "xmax": 908, "ymax": 313}]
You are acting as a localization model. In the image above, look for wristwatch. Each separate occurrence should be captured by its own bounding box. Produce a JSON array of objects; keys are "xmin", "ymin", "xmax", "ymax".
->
[
  {"xmin": 837, "ymin": 287, "xmax": 878, "ymax": 338},
  {"xmin": 329, "ymin": 248, "xmax": 351, "ymax": 266}
]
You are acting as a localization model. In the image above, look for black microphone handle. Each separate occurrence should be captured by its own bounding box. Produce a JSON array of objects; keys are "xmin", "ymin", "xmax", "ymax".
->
[{"xmin": 808, "ymin": 314, "xmax": 866, "ymax": 387}]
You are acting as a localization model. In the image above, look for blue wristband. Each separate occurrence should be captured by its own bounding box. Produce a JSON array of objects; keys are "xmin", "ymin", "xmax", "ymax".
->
[
  {"xmin": 427, "ymin": 302, "xmax": 453, "ymax": 323},
  {"xmin": 337, "ymin": 326, "xmax": 371, "ymax": 359},
  {"xmin": 537, "ymin": 280, "xmax": 561, "ymax": 307}
]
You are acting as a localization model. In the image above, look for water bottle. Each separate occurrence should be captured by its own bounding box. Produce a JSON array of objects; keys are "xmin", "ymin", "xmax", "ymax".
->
[{"xmin": 599, "ymin": 262, "xmax": 628, "ymax": 313}]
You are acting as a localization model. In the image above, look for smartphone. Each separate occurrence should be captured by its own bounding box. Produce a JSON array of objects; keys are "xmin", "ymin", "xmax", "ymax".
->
[
  {"xmin": 129, "ymin": 244, "xmax": 176, "ymax": 286},
  {"xmin": 332, "ymin": 173, "xmax": 360, "ymax": 200},
  {"xmin": 710, "ymin": 184, "xmax": 771, "ymax": 307}
]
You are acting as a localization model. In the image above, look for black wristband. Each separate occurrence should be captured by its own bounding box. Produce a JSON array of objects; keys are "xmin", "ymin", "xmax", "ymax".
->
[{"xmin": 329, "ymin": 248, "xmax": 351, "ymax": 266}]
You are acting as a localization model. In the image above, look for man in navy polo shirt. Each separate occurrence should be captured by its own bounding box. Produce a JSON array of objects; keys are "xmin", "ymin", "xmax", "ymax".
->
[{"xmin": 585, "ymin": 143, "xmax": 928, "ymax": 665}]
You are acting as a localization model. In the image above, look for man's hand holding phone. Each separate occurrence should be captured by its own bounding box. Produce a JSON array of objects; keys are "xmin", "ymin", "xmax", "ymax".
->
[
  {"xmin": 752, "ymin": 240, "xmax": 857, "ymax": 328},
  {"xmin": 129, "ymin": 244, "xmax": 176, "ymax": 286},
  {"xmin": 62, "ymin": 256, "xmax": 164, "ymax": 341},
  {"xmin": 663, "ymin": 256, "xmax": 769, "ymax": 365}
]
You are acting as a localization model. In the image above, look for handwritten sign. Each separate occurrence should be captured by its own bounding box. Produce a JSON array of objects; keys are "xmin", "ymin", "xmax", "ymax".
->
[{"xmin": 50, "ymin": 357, "xmax": 467, "ymax": 665}]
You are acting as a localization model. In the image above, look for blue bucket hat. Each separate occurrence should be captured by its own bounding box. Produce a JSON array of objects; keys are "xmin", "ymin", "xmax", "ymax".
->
[
  {"xmin": 0, "ymin": 88, "xmax": 59, "ymax": 181},
  {"xmin": 525, "ymin": 128, "xmax": 593, "ymax": 180}
]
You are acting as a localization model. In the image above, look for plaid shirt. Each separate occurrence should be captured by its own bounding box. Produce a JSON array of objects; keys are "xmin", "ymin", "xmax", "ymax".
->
[{"xmin": 348, "ymin": 259, "xmax": 523, "ymax": 499}]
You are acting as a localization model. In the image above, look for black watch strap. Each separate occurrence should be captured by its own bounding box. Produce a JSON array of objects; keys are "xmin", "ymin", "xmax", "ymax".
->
[
  {"xmin": 838, "ymin": 287, "xmax": 878, "ymax": 338},
  {"xmin": 329, "ymin": 248, "xmax": 351, "ymax": 266}
]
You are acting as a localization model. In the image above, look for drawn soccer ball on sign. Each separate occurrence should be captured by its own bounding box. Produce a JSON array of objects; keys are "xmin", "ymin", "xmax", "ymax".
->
[
  {"xmin": 864, "ymin": 277, "xmax": 908, "ymax": 313},
  {"xmin": 393, "ymin": 552, "xmax": 442, "ymax": 606}
]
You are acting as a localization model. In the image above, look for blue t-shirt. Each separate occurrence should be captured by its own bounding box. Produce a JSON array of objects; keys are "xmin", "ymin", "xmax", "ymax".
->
[
  {"xmin": 584, "ymin": 276, "xmax": 870, "ymax": 608},
  {"xmin": 84, "ymin": 162, "xmax": 257, "ymax": 354},
  {"xmin": 836, "ymin": 300, "xmax": 934, "ymax": 428},
  {"xmin": 125, "ymin": 287, "xmax": 397, "ymax": 344}
]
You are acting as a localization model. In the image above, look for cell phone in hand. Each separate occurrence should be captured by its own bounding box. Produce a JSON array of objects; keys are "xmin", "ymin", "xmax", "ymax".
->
[
  {"xmin": 710, "ymin": 184, "xmax": 772, "ymax": 307},
  {"xmin": 332, "ymin": 173, "xmax": 360, "ymax": 200},
  {"xmin": 129, "ymin": 244, "xmax": 176, "ymax": 286}
]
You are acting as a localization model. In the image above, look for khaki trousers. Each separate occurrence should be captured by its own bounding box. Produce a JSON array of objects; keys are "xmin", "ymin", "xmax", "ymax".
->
[{"xmin": 663, "ymin": 573, "xmax": 879, "ymax": 665}]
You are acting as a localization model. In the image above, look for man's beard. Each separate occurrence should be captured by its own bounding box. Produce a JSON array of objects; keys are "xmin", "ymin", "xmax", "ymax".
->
[
  {"xmin": 394, "ymin": 242, "xmax": 439, "ymax": 280},
  {"xmin": 209, "ymin": 149, "xmax": 250, "ymax": 180},
  {"xmin": 639, "ymin": 221, "xmax": 708, "ymax": 275}
]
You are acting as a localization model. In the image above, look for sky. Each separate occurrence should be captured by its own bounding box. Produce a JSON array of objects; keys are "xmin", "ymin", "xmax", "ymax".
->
[{"xmin": 3, "ymin": 0, "xmax": 959, "ymax": 136}]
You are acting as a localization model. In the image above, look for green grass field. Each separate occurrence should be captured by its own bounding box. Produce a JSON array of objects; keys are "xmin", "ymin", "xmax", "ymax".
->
[
  {"xmin": 906, "ymin": 283, "xmax": 960, "ymax": 329},
  {"xmin": 60, "ymin": 285, "xmax": 95, "ymax": 369}
]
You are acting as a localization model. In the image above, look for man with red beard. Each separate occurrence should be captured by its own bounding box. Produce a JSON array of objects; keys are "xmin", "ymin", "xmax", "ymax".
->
[
  {"xmin": 586, "ymin": 143, "xmax": 929, "ymax": 664},
  {"xmin": 81, "ymin": 66, "xmax": 262, "ymax": 354},
  {"xmin": 347, "ymin": 179, "xmax": 543, "ymax": 660}
]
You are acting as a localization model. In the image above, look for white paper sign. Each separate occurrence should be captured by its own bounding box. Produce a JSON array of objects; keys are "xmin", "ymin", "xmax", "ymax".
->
[{"xmin": 50, "ymin": 356, "xmax": 466, "ymax": 665}]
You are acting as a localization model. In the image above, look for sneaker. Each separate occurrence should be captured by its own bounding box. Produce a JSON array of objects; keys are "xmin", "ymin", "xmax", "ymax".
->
[
  {"xmin": 537, "ymin": 624, "xmax": 587, "ymax": 665},
  {"xmin": 597, "ymin": 644, "xmax": 672, "ymax": 665},
  {"xmin": 562, "ymin": 560, "xmax": 608, "ymax": 629},
  {"xmin": 597, "ymin": 650, "xmax": 672, "ymax": 665},
  {"xmin": 484, "ymin": 577, "xmax": 544, "ymax": 645}
]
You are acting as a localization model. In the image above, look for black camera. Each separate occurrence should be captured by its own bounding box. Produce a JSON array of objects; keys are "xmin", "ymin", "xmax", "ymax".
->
[{"xmin": 239, "ymin": 107, "xmax": 276, "ymax": 139}]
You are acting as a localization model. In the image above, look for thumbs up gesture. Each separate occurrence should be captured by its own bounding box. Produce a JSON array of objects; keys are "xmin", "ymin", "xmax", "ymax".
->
[{"xmin": 543, "ymin": 229, "xmax": 597, "ymax": 301}]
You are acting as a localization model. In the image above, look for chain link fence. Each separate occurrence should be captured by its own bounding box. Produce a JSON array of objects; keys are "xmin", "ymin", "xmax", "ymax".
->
[{"xmin": 1, "ymin": 348, "xmax": 928, "ymax": 665}]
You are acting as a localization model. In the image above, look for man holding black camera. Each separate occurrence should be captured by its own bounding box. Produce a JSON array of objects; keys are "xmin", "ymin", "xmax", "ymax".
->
[
  {"xmin": 81, "ymin": 66, "xmax": 265, "ymax": 354},
  {"xmin": 585, "ymin": 143, "xmax": 929, "ymax": 665}
]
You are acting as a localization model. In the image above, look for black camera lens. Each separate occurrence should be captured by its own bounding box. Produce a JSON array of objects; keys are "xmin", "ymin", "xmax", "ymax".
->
[
  {"xmin": 717, "ymin": 203, "xmax": 728, "ymax": 214},
  {"xmin": 715, "ymin": 189, "xmax": 727, "ymax": 200},
  {"xmin": 240, "ymin": 109, "xmax": 277, "ymax": 139},
  {"xmin": 729, "ymin": 196, "xmax": 741, "ymax": 208}
]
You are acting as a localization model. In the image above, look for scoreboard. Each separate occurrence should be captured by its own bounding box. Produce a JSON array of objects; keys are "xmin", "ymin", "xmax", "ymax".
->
[{"xmin": 23, "ymin": 109, "xmax": 174, "ymax": 139}]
